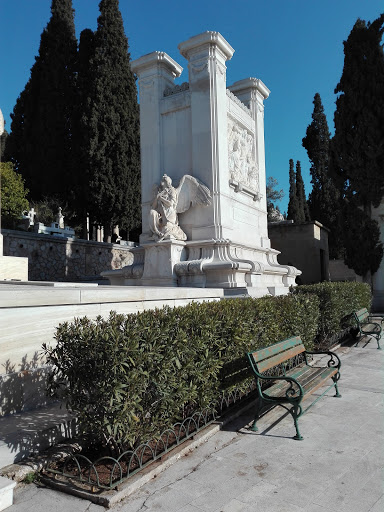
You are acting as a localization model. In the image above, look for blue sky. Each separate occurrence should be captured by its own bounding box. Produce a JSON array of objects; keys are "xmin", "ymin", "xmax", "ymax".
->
[{"xmin": 1, "ymin": 0, "xmax": 383, "ymax": 213}]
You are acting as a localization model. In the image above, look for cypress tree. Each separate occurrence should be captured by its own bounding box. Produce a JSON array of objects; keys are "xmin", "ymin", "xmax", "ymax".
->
[
  {"xmin": 287, "ymin": 159, "xmax": 300, "ymax": 222},
  {"xmin": 295, "ymin": 161, "xmax": 308, "ymax": 223},
  {"xmin": 343, "ymin": 199, "xmax": 383, "ymax": 277},
  {"xmin": 302, "ymin": 93, "xmax": 342, "ymax": 257},
  {"xmin": 74, "ymin": 28, "xmax": 96, "ymax": 237},
  {"xmin": 333, "ymin": 15, "xmax": 384, "ymax": 277},
  {"xmin": 333, "ymin": 15, "xmax": 384, "ymax": 213},
  {"xmin": 79, "ymin": 0, "xmax": 140, "ymax": 241},
  {"xmin": 4, "ymin": 0, "xmax": 77, "ymax": 203}
]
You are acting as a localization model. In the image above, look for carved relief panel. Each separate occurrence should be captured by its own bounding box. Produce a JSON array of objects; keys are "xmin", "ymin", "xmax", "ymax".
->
[{"xmin": 227, "ymin": 116, "xmax": 260, "ymax": 199}]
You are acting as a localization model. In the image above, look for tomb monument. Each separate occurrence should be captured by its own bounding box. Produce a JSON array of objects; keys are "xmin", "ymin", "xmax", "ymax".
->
[{"xmin": 102, "ymin": 32, "xmax": 300, "ymax": 295}]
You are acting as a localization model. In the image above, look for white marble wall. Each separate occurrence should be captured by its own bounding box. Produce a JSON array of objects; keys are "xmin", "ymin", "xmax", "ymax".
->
[{"xmin": 0, "ymin": 284, "xmax": 224, "ymax": 416}]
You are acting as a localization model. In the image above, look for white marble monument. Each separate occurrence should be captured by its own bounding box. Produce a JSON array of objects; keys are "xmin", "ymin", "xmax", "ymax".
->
[{"xmin": 103, "ymin": 32, "xmax": 300, "ymax": 295}]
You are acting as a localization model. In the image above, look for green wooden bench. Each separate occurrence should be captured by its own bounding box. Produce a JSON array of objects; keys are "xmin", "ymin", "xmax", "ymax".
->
[
  {"xmin": 353, "ymin": 308, "xmax": 382, "ymax": 349},
  {"xmin": 247, "ymin": 336, "xmax": 341, "ymax": 440}
]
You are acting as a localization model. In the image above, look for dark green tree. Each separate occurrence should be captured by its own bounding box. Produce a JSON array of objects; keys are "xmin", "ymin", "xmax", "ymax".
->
[
  {"xmin": 287, "ymin": 159, "xmax": 299, "ymax": 222},
  {"xmin": 79, "ymin": 0, "xmax": 140, "ymax": 241},
  {"xmin": 333, "ymin": 15, "xmax": 384, "ymax": 212},
  {"xmin": 73, "ymin": 28, "xmax": 96, "ymax": 237},
  {"xmin": 295, "ymin": 161, "xmax": 309, "ymax": 222},
  {"xmin": 0, "ymin": 162, "xmax": 29, "ymax": 229},
  {"xmin": 343, "ymin": 199, "xmax": 383, "ymax": 277},
  {"xmin": 302, "ymin": 93, "xmax": 342, "ymax": 257},
  {"xmin": 4, "ymin": 0, "xmax": 78, "ymax": 204},
  {"xmin": 332, "ymin": 14, "xmax": 384, "ymax": 277}
]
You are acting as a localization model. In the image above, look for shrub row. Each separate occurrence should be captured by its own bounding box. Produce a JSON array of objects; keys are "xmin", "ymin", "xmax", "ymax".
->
[
  {"xmin": 292, "ymin": 281, "xmax": 371, "ymax": 344},
  {"xmin": 44, "ymin": 293, "xmax": 319, "ymax": 452},
  {"xmin": 45, "ymin": 281, "xmax": 370, "ymax": 453}
]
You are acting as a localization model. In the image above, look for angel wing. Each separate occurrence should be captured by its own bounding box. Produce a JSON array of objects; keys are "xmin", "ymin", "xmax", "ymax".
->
[{"xmin": 175, "ymin": 175, "xmax": 212, "ymax": 214}]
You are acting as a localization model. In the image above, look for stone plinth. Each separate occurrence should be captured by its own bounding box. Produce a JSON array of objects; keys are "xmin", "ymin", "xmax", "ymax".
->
[
  {"xmin": 0, "ymin": 255, "xmax": 28, "ymax": 281},
  {"xmin": 105, "ymin": 31, "xmax": 300, "ymax": 293},
  {"xmin": 0, "ymin": 476, "xmax": 16, "ymax": 511}
]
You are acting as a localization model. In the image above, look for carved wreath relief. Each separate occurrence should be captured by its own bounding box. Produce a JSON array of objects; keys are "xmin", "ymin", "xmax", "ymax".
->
[{"xmin": 227, "ymin": 118, "xmax": 259, "ymax": 192}]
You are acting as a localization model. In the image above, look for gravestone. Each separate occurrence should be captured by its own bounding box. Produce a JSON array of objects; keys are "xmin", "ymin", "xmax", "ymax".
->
[{"xmin": 103, "ymin": 32, "xmax": 300, "ymax": 295}]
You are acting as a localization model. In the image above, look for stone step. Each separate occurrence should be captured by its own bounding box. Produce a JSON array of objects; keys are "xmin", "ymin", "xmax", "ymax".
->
[
  {"xmin": 0, "ymin": 404, "xmax": 76, "ymax": 470},
  {"xmin": 0, "ymin": 476, "xmax": 17, "ymax": 510}
]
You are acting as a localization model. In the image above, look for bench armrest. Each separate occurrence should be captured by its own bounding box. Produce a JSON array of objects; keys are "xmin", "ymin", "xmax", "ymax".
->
[
  {"xmin": 304, "ymin": 350, "xmax": 341, "ymax": 370},
  {"xmin": 366, "ymin": 316, "xmax": 383, "ymax": 326},
  {"xmin": 368, "ymin": 314, "xmax": 384, "ymax": 320},
  {"xmin": 253, "ymin": 373, "xmax": 304, "ymax": 401}
]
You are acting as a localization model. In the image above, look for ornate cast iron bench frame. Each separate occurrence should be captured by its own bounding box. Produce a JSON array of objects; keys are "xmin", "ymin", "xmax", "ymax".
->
[
  {"xmin": 353, "ymin": 308, "xmax": 382, "ymax": 349},
  {"xmin": 247, "ymin": 336, "xmax": 341, "ymax": 440}
]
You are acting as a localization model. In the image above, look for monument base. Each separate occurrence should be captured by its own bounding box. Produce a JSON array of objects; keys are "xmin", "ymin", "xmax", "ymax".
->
[
  {"xmin": 102, "ymin": 238, "xmax": 300, "ymax": 295},
  {"xmin": 0, "ymin": 255, "xmax": 28, "ymax": 281}
]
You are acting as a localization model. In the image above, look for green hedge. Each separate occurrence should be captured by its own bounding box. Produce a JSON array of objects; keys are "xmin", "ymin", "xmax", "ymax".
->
[
  {"xmin": 292, "ymin": 281, "xmax": 372, "ymax": 344},
  {"xmin": 44, "ymin": 294, "xmax": 319, "ymax": 452}
]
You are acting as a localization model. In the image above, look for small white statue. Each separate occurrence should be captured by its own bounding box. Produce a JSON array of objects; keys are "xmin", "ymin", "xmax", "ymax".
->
[
  {"xmin": 22, "ymin": 207, "xmax": 36, "ymax": 227},
  {"xmin": 149, "ymin": 174, "xmax": 212, "ymax": 242},
  {"xmin": 56, "ymin": 207, "xmax": 65, "ymax": 229}
]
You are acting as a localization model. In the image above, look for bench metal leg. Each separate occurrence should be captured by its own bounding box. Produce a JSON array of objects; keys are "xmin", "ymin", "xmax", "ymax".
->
[
  {"xmin": 250, "ymin": 396, "xmax": 263, "ymax": 431},
  {"xmin": 332, "ymin": 376, "xmax": 341, "ymax": 398},
  {"xmin": 251, "ymin": 419, "xmax": 259, "ymax": 432},
  {"xmin": 291, "ymin": 405, "xmax": 303, "ymax": 441}
]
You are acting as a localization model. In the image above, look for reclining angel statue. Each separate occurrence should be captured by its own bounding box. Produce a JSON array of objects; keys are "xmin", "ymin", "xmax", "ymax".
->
[{"xmin": 149, "ymin": 174, "xmax": 212, "ymax": 241}]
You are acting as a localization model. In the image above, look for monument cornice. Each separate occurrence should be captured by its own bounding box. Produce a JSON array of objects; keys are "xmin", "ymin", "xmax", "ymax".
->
[
  {"xmin": 131, "ymin": 51, "xmax": 183, "ymax": 78},
  {"xmin": 229, "ymin": 78, "xmax": 271, "ymax": 100},
  {"xmin": 178, "ymin": 31, "xmax": 234, "ymax": 61}
]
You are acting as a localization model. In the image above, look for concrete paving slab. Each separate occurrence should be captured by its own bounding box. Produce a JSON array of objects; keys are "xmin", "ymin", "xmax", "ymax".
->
[
  {"xmin": 8, "ymin": 342, "xmax": 384, "ymax": 511},
  {"xmin": 368, "ymin": 495, "xmax": 384, "ymax": 512}
]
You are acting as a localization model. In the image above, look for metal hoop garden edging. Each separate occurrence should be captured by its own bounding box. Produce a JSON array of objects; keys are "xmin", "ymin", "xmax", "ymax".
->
[
  {"xmin": 42, "ymin": 382, "xmax": 261, "ymax": 492},
  {"xmin": 43, "ymin": 408, "xmax": 216, "ymax": 491}
]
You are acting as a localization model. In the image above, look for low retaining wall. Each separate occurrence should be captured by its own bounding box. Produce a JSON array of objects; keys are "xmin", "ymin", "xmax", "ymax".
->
[
  {"xmin": 2, "ymin": 229, "xmax": 134, "ymax": 282},
  {"xmin": 0, "ymin": 283, "xmax": 225, "ymax": 418}
]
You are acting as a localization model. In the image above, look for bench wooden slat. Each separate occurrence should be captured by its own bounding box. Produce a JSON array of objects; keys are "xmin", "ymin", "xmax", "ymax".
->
[
  {"xmin": 355, "ymin": 308, "xmax": 369, "ymax": 323},
  {"xmin": 256, "ymin": 345, "xmax": 304, "ymax": 373},
  {"xmin": 264, "ymin": 366, "xmax": 337, "ymax": 400},
  {"xmin": 302, "ymin": 368, "xmax": 338, "ymax": 396},
  {"xmin": 251, "ymin": 336, "xmax": 305, "ymax": 373},
  {"xmin": 251, "ymin": 336, "xmax": 302, "ymax": 363},
  {"xmin": 360, "ymin": 323, "xmax": 381, "ymax": 334}
]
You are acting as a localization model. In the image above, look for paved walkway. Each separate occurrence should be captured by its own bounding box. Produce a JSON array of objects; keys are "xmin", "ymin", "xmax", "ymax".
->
[{"xmin": 10, "ymin": 339, "xmax": 384, "ymax": 511}]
